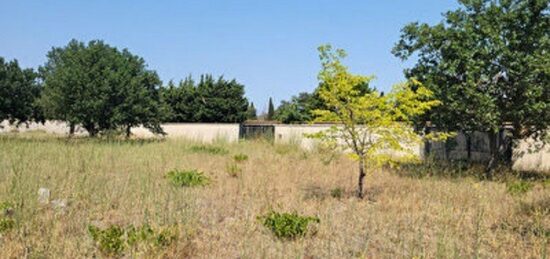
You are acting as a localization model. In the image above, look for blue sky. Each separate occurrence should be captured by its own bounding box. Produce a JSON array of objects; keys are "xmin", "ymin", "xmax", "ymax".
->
[{"xmin": 0, "ymin": 1, "xmax": 458, "ymax": 112}]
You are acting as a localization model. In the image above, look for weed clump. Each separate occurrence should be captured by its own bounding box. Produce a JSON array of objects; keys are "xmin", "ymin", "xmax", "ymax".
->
[
  {"xmin": 259, "ymin": 211, "xmax": 320, "ymax": 240},
  {"xmin": 88, "ymin": 225, "xmax": 126, "ymax": 255},
  {"xmin": 233, "ymin": 153, "xmax": 249, "ymax": 162},
  {"xmin": 507, "ymin": 181, "xmax": 533, "ymax": 196},
  {"xmin": 226, "ymin": 163, "xmax": 242, "ymax": 178},
  {"xmin": 166, "ymin": 169, "xmax": 210, "ymax": 187},
  {"xmin": 88, "ymin": 224, "xmax": 178, "ymax": 256},
  {"xmin": 330, "ymin": 188, "xmax": 344, "ymax": 199},
  {"xmin": 0, "ymin": 202, "xmax": 15, "ymax": 234},
  {"xmin": 189, "ymin": 145, "xmax": 228, "ymax": 155}
]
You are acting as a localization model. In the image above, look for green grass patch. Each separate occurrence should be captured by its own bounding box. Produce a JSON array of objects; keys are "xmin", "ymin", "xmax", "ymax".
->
[
  {"xmin": 189, "ymin": 145, "xmax": 228, "ymax": 155},
  {"xmin": 507, "ymin": 181, "xmax": 533, "ymax": 196},
  {"xmin": 88, "ymin": 224, "xmax": 178, "ymax": 256},
  {"xmin": 259, "ymin": 211, "xmax": 320, "ymax": 240},
  {"xmin": 166, "ymin": 169, "xmax": 210, "ymax": 187}
]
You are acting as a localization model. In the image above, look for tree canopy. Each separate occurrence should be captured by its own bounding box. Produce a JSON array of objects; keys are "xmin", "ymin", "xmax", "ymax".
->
[
  {"xmin": 393, "ymin": 0, "xmax": 550, "ymax": 165},
  {"xmin": 274, "ymin": 92, "xmax": 322, "ymax": 124},
  {"xmin": 39, "ymin": 39, "xmax": 166, "ymax": 137},
  {"xmin": 0, "ymin": 57, "xmax": 43, "ymax": 125},
  {"xmin": 162, "ymin": 75, "xmax": 249, "ymax": 123},
  {"xmin": 309, "ymin": 45, "xmax": 442, "ymax": 198}
]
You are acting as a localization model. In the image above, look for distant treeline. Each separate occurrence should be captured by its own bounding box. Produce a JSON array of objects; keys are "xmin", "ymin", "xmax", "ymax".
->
[{"xmin": 0, "ymin": 40, "xmax": 255, "ymax": 137}]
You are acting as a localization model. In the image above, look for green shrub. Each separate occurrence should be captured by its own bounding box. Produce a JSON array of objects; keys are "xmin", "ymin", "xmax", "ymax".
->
[
  {"xmin": 0, "ymin": 201, "xmax": 15, "ymax": 233},
  {"xmin": 0, "ymin": 218, "xmax": 15, "ymax": 233},
  {"xmin": 166, "ymin": 169, "xmax": 210, "ymax": 187},
  {"xmin": 189, "ymin": 145, "xmax": 228, "ymax": 155},
  {"xmin": 126, "ymin": 224, "xmax": 155, "ymax": 246},
  {"xmin": 507, "ymin": 181, "xmax": 533, "ymax": 196},
  {"xmin": 226, "ymin": 163, "xmax": 242, "ymax": 178},
  {"xmin": 233, "ymin": 153, "xmax": 249, "ymax": 162},
  {"xmin": 88, "ymin": 223, "xmax": 179, "ymax": 256},
  {"xmin": 330, "ymin": 188, "xmax": 344, "ymax": 199},
  {"xmin": 0, "ymin": 201, "xmax": 14, "ymax": 216},
  {"xmin": 88, "ymin": 225, "xmax": 126, "ymax": 256},
  {"xmin": 259, "ymin": 211, "xmax": 320, "ymax": 239}
]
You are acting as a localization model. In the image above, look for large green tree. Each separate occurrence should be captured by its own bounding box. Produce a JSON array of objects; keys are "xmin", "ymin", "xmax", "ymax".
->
[
  {"xmin": 393, "ymin": 0, "xmax": 550, "ymax": 169},
  {"xmin": 40, "ymin": 39, "xmax": 166, "ymax": 137},
  {"xmin": 162, "ymin": 75, "xmax": 248, "ymax": 123},
  {"xmin": 0, "ymin": 57, "xmax": 43, "ymax": 125}
]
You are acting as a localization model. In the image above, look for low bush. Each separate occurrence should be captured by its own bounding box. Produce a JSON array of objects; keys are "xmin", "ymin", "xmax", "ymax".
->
[
  {"xmin": 166, "ymin": 169, "xmax": 210, "ymax": 187},
  {"xmin": 507, "ymin": 181, "xmax": 533, "ymax": 196},
  {"xmin": 88, "ymin": 225, "xmax": 125, "ymax": 256},
  {"xmin": 189, "ymin": 145, "xmax": 228, "ymax": 155},
  {"xmin": 259, "ymin": 211, "xmax": 320, "ymax": 240},
  {"xmin": 88, "ymin": 223, "xmax": 179, "ymax": 256}
]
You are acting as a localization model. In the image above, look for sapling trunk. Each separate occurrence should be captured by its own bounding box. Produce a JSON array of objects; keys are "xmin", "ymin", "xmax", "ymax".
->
[
  {"xmin": 126, "ymin": 125, "xmax": 132, "ymax": 138},
  {"xmin": 357, "ymin": 157, "xmax": 366, "ymax": 198},
  {"xmin": 69, "ymin": 123, "xmax": 75, "ymax": 136}
]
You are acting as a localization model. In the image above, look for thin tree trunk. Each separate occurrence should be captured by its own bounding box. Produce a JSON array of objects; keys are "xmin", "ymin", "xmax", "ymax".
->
[
  {"xmin": 69, "ymin": 123, "xmax": 75, "ymax": 137},
  {"xmin": 125, "ymin": 125, "xmax": 132, "ymax": 138},
  {"xmin": 466, "ymin": 133, "xmax": 472, "ymax": 161},
  {"xmin": 357, "ymin": 157, "xmax": 366, "ymax": 199}
]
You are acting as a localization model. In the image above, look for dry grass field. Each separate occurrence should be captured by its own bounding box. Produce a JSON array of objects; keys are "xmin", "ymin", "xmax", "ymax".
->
[{"xmin": 0, "ymin": 132, "xmax": 548, "ymax": 258}]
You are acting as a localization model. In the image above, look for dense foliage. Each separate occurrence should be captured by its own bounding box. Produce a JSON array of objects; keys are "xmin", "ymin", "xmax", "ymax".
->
[
  {"xmin": 274, "ymin": 81, "xmax": 375, "ymax": 124},
  {"xmin": 0, "ymin": 58, "xmax": 43, "ymax": 125},
  {"xmin": 246, "ymin": 102, "xmax": 257, "ymax": 120},
  {"xmin": 162, "ymin": 75, "xmax": 248, "ymax": 123},
  {"xmin": 274, "ymin": 92, "xmax": 322, "ymax": 124},
  {"xmin": 393, "ymin": 0, "xmax": 550, "ymax": 167},
  {"xmin": 39, "ymin": 39, "xmax": 166, "ymax": 137}
]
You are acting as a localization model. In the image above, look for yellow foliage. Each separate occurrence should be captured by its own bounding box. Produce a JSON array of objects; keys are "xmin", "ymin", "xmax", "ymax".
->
[{"xmin": 309, "ymin": 44, "xmax": 446, "ymax": 169}]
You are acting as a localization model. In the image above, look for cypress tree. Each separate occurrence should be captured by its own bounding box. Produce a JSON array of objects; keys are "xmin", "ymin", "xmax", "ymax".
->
[
  {"xmin": 247, "ymin": 102, "xmax": 257, "ymax": 120},
  {"xmin": 267, "ymin": 97, "xmax": 275, "ymax": 121}
]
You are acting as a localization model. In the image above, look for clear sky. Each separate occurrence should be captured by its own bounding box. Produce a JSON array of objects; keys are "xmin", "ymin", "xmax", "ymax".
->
[{"xmin": 0, "ymin": 0, "xmax": 458, "ymax": 113}]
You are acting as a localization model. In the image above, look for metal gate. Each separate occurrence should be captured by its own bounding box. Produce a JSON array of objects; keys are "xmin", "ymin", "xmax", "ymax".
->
[{"xmin": 239, "ymin": 124, "xmax": 274, "ymax": 142}]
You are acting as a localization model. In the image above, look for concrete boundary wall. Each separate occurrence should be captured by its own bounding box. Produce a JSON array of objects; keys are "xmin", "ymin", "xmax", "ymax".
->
[
  {"xmin": 2, "ymin": 120, "xmax": 548, "ymax": 172},
  {"xmin": 132, "ymin": 123, "xmax": 240, "ymax": 143},
  {"xmin": 0, "ymin": 121, "xmax": 240, "ymax": 143}
]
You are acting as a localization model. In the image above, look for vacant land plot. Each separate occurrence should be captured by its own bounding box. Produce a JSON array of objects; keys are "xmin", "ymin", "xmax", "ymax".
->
[{"xmin": 0, "ymin": 132, "xmax": 548, "ymax": 258}]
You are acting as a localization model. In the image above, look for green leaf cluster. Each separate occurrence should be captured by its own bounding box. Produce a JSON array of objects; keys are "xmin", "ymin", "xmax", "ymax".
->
[
  {"xmin": 161, "ymin": 75, "xmax": 249, "ymax": 123},
  {"xmin": 393, "ymin": 0, "xmax": 550, "ymax": 145},
  {"xmin": 88, "ymin": 223, "xmax": 178, "ymax": 256},
  {"xmin": 165, "ymin": 169, "xmax": 210, "ymax": 187},
  {"xmin": 259, "ymin": 211, "xmax": 320, "ymax": 240},
  {"xmin": 0, "ymin": 58, "xmax": 43, "ymax": 125}
]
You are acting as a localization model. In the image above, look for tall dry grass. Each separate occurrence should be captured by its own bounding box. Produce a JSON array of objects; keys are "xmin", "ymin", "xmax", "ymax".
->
[{"xmin": 0, "ymin": 132, "xmax": 548, "ymax": 258}]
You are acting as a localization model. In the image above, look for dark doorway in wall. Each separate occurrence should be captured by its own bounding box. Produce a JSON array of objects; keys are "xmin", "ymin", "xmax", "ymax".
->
[{"xmin": 239, "ymin": 124, "xmax": 274, "ymax": 142}]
